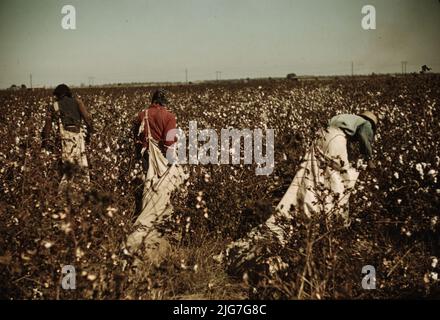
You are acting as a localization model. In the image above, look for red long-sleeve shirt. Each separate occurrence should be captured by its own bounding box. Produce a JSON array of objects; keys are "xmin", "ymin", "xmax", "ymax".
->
[{"xmin": 133, "ymin": 104, "xmax": 177, "ymax": 153}]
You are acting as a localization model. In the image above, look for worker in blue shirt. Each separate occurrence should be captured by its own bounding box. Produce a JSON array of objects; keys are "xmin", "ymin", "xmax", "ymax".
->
[
  {"xmin": 216, "ymin": 111, "xmax": 379, "ymax": 268},
  {"xmin": 329, "ymin": 111, "xmax": 378, "ymax": 168}
]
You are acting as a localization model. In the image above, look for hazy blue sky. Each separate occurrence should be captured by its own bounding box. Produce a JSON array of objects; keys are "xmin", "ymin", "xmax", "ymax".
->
[{"xmin": 0, "ymin": 0, "xmax": 439, "ymax": 88}]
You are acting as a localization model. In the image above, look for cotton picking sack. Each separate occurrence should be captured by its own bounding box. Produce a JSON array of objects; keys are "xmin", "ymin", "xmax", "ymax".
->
[{"xmin": 126, "ymin": 109, "xmax": 188, "ymax": 254}]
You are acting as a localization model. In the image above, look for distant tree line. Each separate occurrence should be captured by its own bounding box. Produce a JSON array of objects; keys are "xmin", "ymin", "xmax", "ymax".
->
[{"xmin": 9, "ymin": 84, "xmax": 27, "ymax": 90}]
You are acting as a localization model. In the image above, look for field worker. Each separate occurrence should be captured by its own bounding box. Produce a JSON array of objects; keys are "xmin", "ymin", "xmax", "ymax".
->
[
  {"xmin": 41, "ymin": 84, "xmax": 93, "ymax": 192},
  {"xmin": 219, "ymin": 111, "xmax": 378, "ymax": 269},
  {"xmin": 271, "ymin": 111, "xmax": 378, "ymax": 237},
  {"xmin": 126, "ymin": 89, "xmax": 187, "ymax": 263},
  {"xmin": 131, "ymin": 89, "xmax": 177, "ymax": 213},
  {"xmin": 132, "ymin": 89, "xmax": 177, "ymax": 170}
]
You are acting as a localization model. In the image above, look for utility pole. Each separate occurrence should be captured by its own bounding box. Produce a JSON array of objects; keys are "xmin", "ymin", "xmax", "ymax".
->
[
  {"xmin": 185, "ymin": 68, "xmax": 188, "ymax": 83},
  {"xmin": 88, "ymin": 76, "xmax": 95, "ymax": 86},
  {"xmin": 216, "ymin": 71, "xmax": 222, "ymax": 81},
  {"xmin": 401, "ymin": 61, "xmax": 407, "ymax": 75},
  {"xmin": 351, "ymin": 61, "xmax": 354, "ymax": 76},
  {"xmin": 30, "ymin": 73, "xmax": 32, "ymax": 88}
]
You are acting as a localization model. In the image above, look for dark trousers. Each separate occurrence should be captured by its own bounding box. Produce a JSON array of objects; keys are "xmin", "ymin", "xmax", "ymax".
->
[{"xmin": 134, "ymin": 152, "xmax": 149, "ymax": 217}]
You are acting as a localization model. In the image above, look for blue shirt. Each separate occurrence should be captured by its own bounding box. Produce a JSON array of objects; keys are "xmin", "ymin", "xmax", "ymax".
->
[{"xmin": 329, "ymin": 114, "xmax": 374, "ymax": 159}]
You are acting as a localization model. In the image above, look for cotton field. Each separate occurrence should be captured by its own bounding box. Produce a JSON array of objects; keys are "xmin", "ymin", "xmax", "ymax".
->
[{"xmin": 1, "ymin": 74, "xmax": 439, "ymax": 299}]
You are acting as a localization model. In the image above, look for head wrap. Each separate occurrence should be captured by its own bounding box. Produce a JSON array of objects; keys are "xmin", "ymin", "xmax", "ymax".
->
[
  {"xmin": 151, "ymin": 88, "xmax": 168, "ymax": 106},
  {"xmin": 53, "ymin": 84, "xmax": 72, "ymax": 99}
]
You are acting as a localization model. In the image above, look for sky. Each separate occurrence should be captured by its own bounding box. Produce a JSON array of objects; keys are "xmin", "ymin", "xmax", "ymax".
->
[{"xmin": 0, "ymin": 0, "xmax": 439, "ymax": 88}]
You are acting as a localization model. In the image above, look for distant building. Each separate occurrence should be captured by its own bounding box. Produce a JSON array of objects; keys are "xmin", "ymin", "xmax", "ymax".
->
[{"xmin": 286, "ymin": 73, "xmax": 298, "ymax": 81}]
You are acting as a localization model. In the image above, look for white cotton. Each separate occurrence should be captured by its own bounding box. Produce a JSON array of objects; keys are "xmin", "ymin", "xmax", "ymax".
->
[{"xmin": 432, "ymin": 257, "xmax": 438, "ymax": 268}]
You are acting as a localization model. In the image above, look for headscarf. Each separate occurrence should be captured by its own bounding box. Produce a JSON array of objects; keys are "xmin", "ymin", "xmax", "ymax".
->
[
  {"xmin": 53, "ymin": 84, "xmax": 72, "ymax": 100},
  {"xmin": 151, "ymin": 88, "xmax": 168, "ymax": 106}
]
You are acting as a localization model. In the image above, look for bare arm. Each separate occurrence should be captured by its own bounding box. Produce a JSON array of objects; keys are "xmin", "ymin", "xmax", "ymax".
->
[
  {"xmin": 76, "ymin": 98, "xmax": 93, "ymax": 132},
  {"xmin": 41, "ymin": 105, "xmax": 54, "ymax": 147},
  {"xmin": 163, "ymin": 114, "xmax": 177, "ymax": 148},
  {"xmin": 132, "ymin": 112, "xmax": 142, "ymax": 143},
  {"xmin": 357, "ymin": 122, "xmax": 377, "ymax": 168}
]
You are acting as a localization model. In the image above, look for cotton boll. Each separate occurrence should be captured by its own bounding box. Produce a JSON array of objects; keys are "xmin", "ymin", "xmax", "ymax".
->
[{"xmin": 432, "ymin": 257, "xmax": 438, "ymax": 268}]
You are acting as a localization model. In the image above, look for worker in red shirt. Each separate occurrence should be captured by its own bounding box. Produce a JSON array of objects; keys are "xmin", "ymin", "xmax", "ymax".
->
[
  {"xmin": 132, "ymin": 89, "xmax": 177, "ymax": 213},
  {"xmin": 133, "ymin": 89, "xmax": 176, "ymax": 164}
]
